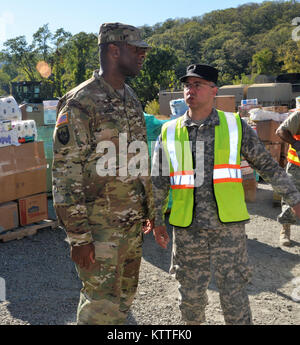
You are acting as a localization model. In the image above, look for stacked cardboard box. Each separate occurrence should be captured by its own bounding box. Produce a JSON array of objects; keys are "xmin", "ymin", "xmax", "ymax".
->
[
  {"xmin": 256, "ymin": 120, "xmax": 282, "ymax": 144},
  {"xmin": 240, "ymin": 100, "xmax": 260, "ymax": 203},
  {"xmin": 255, "ymin": 120, "xmax": 283, "ymax": 208},
  {"xmin": 21, "ymin": 100, "xmax": 58, "ymax": 193},
  {"xmin": 242, "ymin": 178, "xmax": 257, "ymax": 203},
  {"xmin": 258, "ymin": 106, "xmax": 289, "ymax": 169},
  {"xmin": 255, "ymin": 119, "xmax": 289, "ymax": 170},
  {"xmin": 254, "ymin": 107, "xmax": 291, "ymax": 205},
  {"xmin": 159, "ymin": 91, "xmax": 238, "ymax": 115},
  {"xmin": 159, "ymin": 91, "xmax": 184, "ymax": 115},
  {"xmin": 262, "ymin": 106, "xmax": 289, "ymax": 114},
  {"xmin": 257, "ymin": 106, "xmax": 290, "ymax": 168},
  {"xmin": 214, "ymin": 95, "xmax": 236, "ymax": 112},
  {"xmin": 238, "ymin": 104, "xmax": 262, "ymax": 118},
  {"xmin": 18, "ymin": 193, "xmax": 48, "ymax": 226},
  {"xmin": 238, "ymin": 99, "xmax": 262, "ymax": 118},
  {"xmin": 20, "ymin": 103, "xmax": 45, "ymax": 126},
  {"xmin": 241, "ymin": 159, "xmax": 257, "ymax": 202},
  {"xmin": 0, "ymin": 141, "xmax": 48, "ymax": 233},
  {"xmin": 0, "ymin": 202, "xmax": 19, "ymax": 232}
]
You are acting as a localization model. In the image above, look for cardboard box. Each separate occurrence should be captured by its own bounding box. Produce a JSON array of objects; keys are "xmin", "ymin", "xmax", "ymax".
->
[
  {"xmin": 243, "ymin": 178, "xmax": 257, "ymax": 202},
  {"xmin": 18, "ymin": 193, "xmax": 48, "ymax": 226},
  {"xmin": 0, "ymin": 202, "xmax": 19, "ymax": 233},
  {"xmin": 238, "ymin": 104, "xmax": 262, "ymax": 117},
  {"xmin": 21, "ymin": 103, "xmax": 44, "ymax": 127},
  {"xmin": 264, "ymin": 143, "xmax": 281, "ymax": 163},
  {"xmin": 241, "ymin": 160, "xmax": 254, "ymax": 180},
  {"xmin": 256, "ymin": 120, "xmax": 282, "ymax": 143},
  {"xmin": 159, "ymin": 91, "xmax": 184, "ymax": 115},
  {"xmin": 159, "ymin": 93, "xmax": 236, "ymax": 114},
  {"xmin": 215, "ymin": 95, "xmax": 236, "ymax": 112},
  {"xmin": 0, "ymin": 142, "xmax": 47, "ymax": 204},
  {"xmin": 262, "ymin": 106, "xmax": 289, "ymax": 114}
]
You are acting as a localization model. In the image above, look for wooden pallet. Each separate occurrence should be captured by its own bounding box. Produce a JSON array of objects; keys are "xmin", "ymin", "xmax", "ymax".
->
[{"xmin": 0, "ymin": 219, "xmax": 58, "ymax": 242}]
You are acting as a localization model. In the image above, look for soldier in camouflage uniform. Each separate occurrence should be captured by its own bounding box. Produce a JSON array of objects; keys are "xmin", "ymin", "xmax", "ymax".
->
[
  {"xmin": 276, "ymin": 111, "xmax": 300, "ymax": 246},
  {"xmin": 151, "ymin": 64, "xmax": 300, "ymax": 325},
  {"xmin": 52, "ymin": 23, "xmax": 154, "ymax": 325}
]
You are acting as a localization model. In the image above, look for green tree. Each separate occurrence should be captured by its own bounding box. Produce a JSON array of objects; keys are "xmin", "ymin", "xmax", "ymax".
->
[
  {"xmin": 0, "ymin": 68, "xmax": 10, "ymax": 95},
  {"xmin": 129, "ymin": 46, "xmax": 179, "ymax": 106},
  {"xmin": 232, "ymin": 73, "xmax": 257, "ymax": 85},
  {"xmin": 2, "ymin": 1, "xmax": 300, "ymax": 101},
  {"xmin": 2, "ymin": 36, "xmax": 38, "ymax": 81},
  {"xmin": 63, "ymin": 32, "xmax": 98, "ymax": 90},
  {"xmin": 32, "ymin": 24, "xmax": 52, "ymax": 62},
  {"xmin": 278, "ymin": 40, "xmax": 300, "ymax": 73},
  {"xmin": 51, "ymin": 28, "xmax": 72, "ymax": 97},
  {"xmin": 252, "ymin": 48, "xmax": 278, "ymax": 75}
]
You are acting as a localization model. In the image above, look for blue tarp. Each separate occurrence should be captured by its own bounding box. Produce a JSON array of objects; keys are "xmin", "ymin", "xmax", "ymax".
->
[
  {"xmin": 143, "ymin": 113, "xmax": 172, "ymax": 210},
  {"xmin": 144, "ymin": 113, "xmax": 169, "ymax": 157}
]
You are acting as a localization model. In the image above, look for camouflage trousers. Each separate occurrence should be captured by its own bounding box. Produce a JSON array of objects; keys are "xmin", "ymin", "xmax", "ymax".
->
[
  {"xmin": 75, "ymin": 222, "xmax": 143, "ymax": 325},
  {"xmin": 170, "ymin": 222, "xmax": 253, "ymax": 325},
  {"xmin": 278, "ymin": 163, "xmax": 300, "ymax": 224}
]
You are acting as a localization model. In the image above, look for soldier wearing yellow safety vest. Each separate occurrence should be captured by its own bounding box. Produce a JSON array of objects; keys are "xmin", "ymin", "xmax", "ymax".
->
[
  {"xmin": 276, "ymin": 111, "xmax": 300, "ymax": 246},
  {"xmin": 151, "ymin": 64, "xmax": 300, "ymax": 325}
]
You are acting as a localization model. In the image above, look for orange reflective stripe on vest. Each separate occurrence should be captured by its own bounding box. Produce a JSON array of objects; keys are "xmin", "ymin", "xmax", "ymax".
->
[{"xmin": 213, "ymin": 163, "xmax": 242, "ymax": 184}]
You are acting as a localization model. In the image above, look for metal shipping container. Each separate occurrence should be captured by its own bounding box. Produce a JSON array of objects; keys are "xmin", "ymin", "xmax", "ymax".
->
[{"xmin": 247, "ymin": 83, "xmax": 292, "ymax": 107}]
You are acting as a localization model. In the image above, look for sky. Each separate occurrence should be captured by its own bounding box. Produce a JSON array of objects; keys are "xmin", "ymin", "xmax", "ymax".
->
[{"xmin": 0, "ymin": 0, "xmax": 267, "ymax": 48}]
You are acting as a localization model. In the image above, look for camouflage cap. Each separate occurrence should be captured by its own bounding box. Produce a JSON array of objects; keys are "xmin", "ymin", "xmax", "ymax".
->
[{"xmin": 98, "ymin": 22, "xmax": 150, "ymax": 48}]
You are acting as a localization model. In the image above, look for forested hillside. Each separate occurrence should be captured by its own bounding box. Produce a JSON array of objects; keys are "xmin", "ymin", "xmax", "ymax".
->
[{"xmin": 0, "ymin": 0, "xmax": 299, "ymax": 106}]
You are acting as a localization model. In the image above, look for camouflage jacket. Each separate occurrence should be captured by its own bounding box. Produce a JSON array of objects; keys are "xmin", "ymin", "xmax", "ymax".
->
[
  {"xmin": 278, "ymin": 111, "xmax": 300, "ymax": 136},
  {"xmin": 151, "ymin": 109, "xmax": 300, "ymax": 229},
  {"xmin": 52, "ymin": 70, "xmax": 155, "ymax": 246}
]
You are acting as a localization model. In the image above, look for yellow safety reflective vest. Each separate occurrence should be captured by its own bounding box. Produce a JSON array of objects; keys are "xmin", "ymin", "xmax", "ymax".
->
[
  {"xmin": 161, "ymin": 110, "xmax": 250, "ymax": 227},
  {"xmin": 287, "ymin": 135, "xmax": 300, "ymax": 166}
]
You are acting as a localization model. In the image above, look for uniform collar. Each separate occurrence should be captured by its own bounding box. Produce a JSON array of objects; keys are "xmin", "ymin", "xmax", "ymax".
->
[
  {"xmin": 93, "ymin": 70, "xmax": 127, "ymax": 100},
  {"xmin": 181, "ymin": 108, "xmax": 220, "ymax": 128}
]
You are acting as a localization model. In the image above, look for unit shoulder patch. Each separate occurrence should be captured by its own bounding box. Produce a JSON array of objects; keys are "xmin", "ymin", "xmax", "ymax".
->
[{"xmin": 57, "ymin": 125, "xmax": 70, "ymax": 145}]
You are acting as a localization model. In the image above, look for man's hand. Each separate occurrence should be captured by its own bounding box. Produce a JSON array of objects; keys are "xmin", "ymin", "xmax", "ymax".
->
[
  {"xmin": 292, "ymin": 202, "xmax": 300, "ymax": 219},
  {"xmin": 153, "ymin": 225, "xmax": 170, "ymax": 249},
  {"xmin": 71, "ymin": 243, "xmax": 96, "ymax": 270},
  {"xmin": 142, "ymin": 219, "xmax": 155, "ymax": 234}
]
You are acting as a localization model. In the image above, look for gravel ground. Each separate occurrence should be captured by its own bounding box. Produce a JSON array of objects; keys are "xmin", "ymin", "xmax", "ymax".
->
[{"xmin": 0, "ymin": 181, "xmax": 299, "ymax": 325}]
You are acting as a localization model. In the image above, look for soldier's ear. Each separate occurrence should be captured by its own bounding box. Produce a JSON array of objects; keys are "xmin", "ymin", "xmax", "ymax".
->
[
  {"xmin": 108, "ymin": 43, "xmax": 121, "ymax": 59},
  {"xmin": 212, "ymin": 86, "xmax": 218, "ymax": 97}
]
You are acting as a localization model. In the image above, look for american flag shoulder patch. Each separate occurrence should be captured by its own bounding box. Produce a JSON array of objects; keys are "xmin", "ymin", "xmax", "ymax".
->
[{"xmin": 56, "ymin": 112, "xmax": 69, "ymax": 127}]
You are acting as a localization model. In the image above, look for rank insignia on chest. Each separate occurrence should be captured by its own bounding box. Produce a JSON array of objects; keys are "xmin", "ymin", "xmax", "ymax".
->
[
  {"xmin": 56, "ymin": 112, "xmax": 69, "ymax": 127},
  {"xmin": 57, "ymin": 125, "xmax": 70, "ymax": 145}
]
